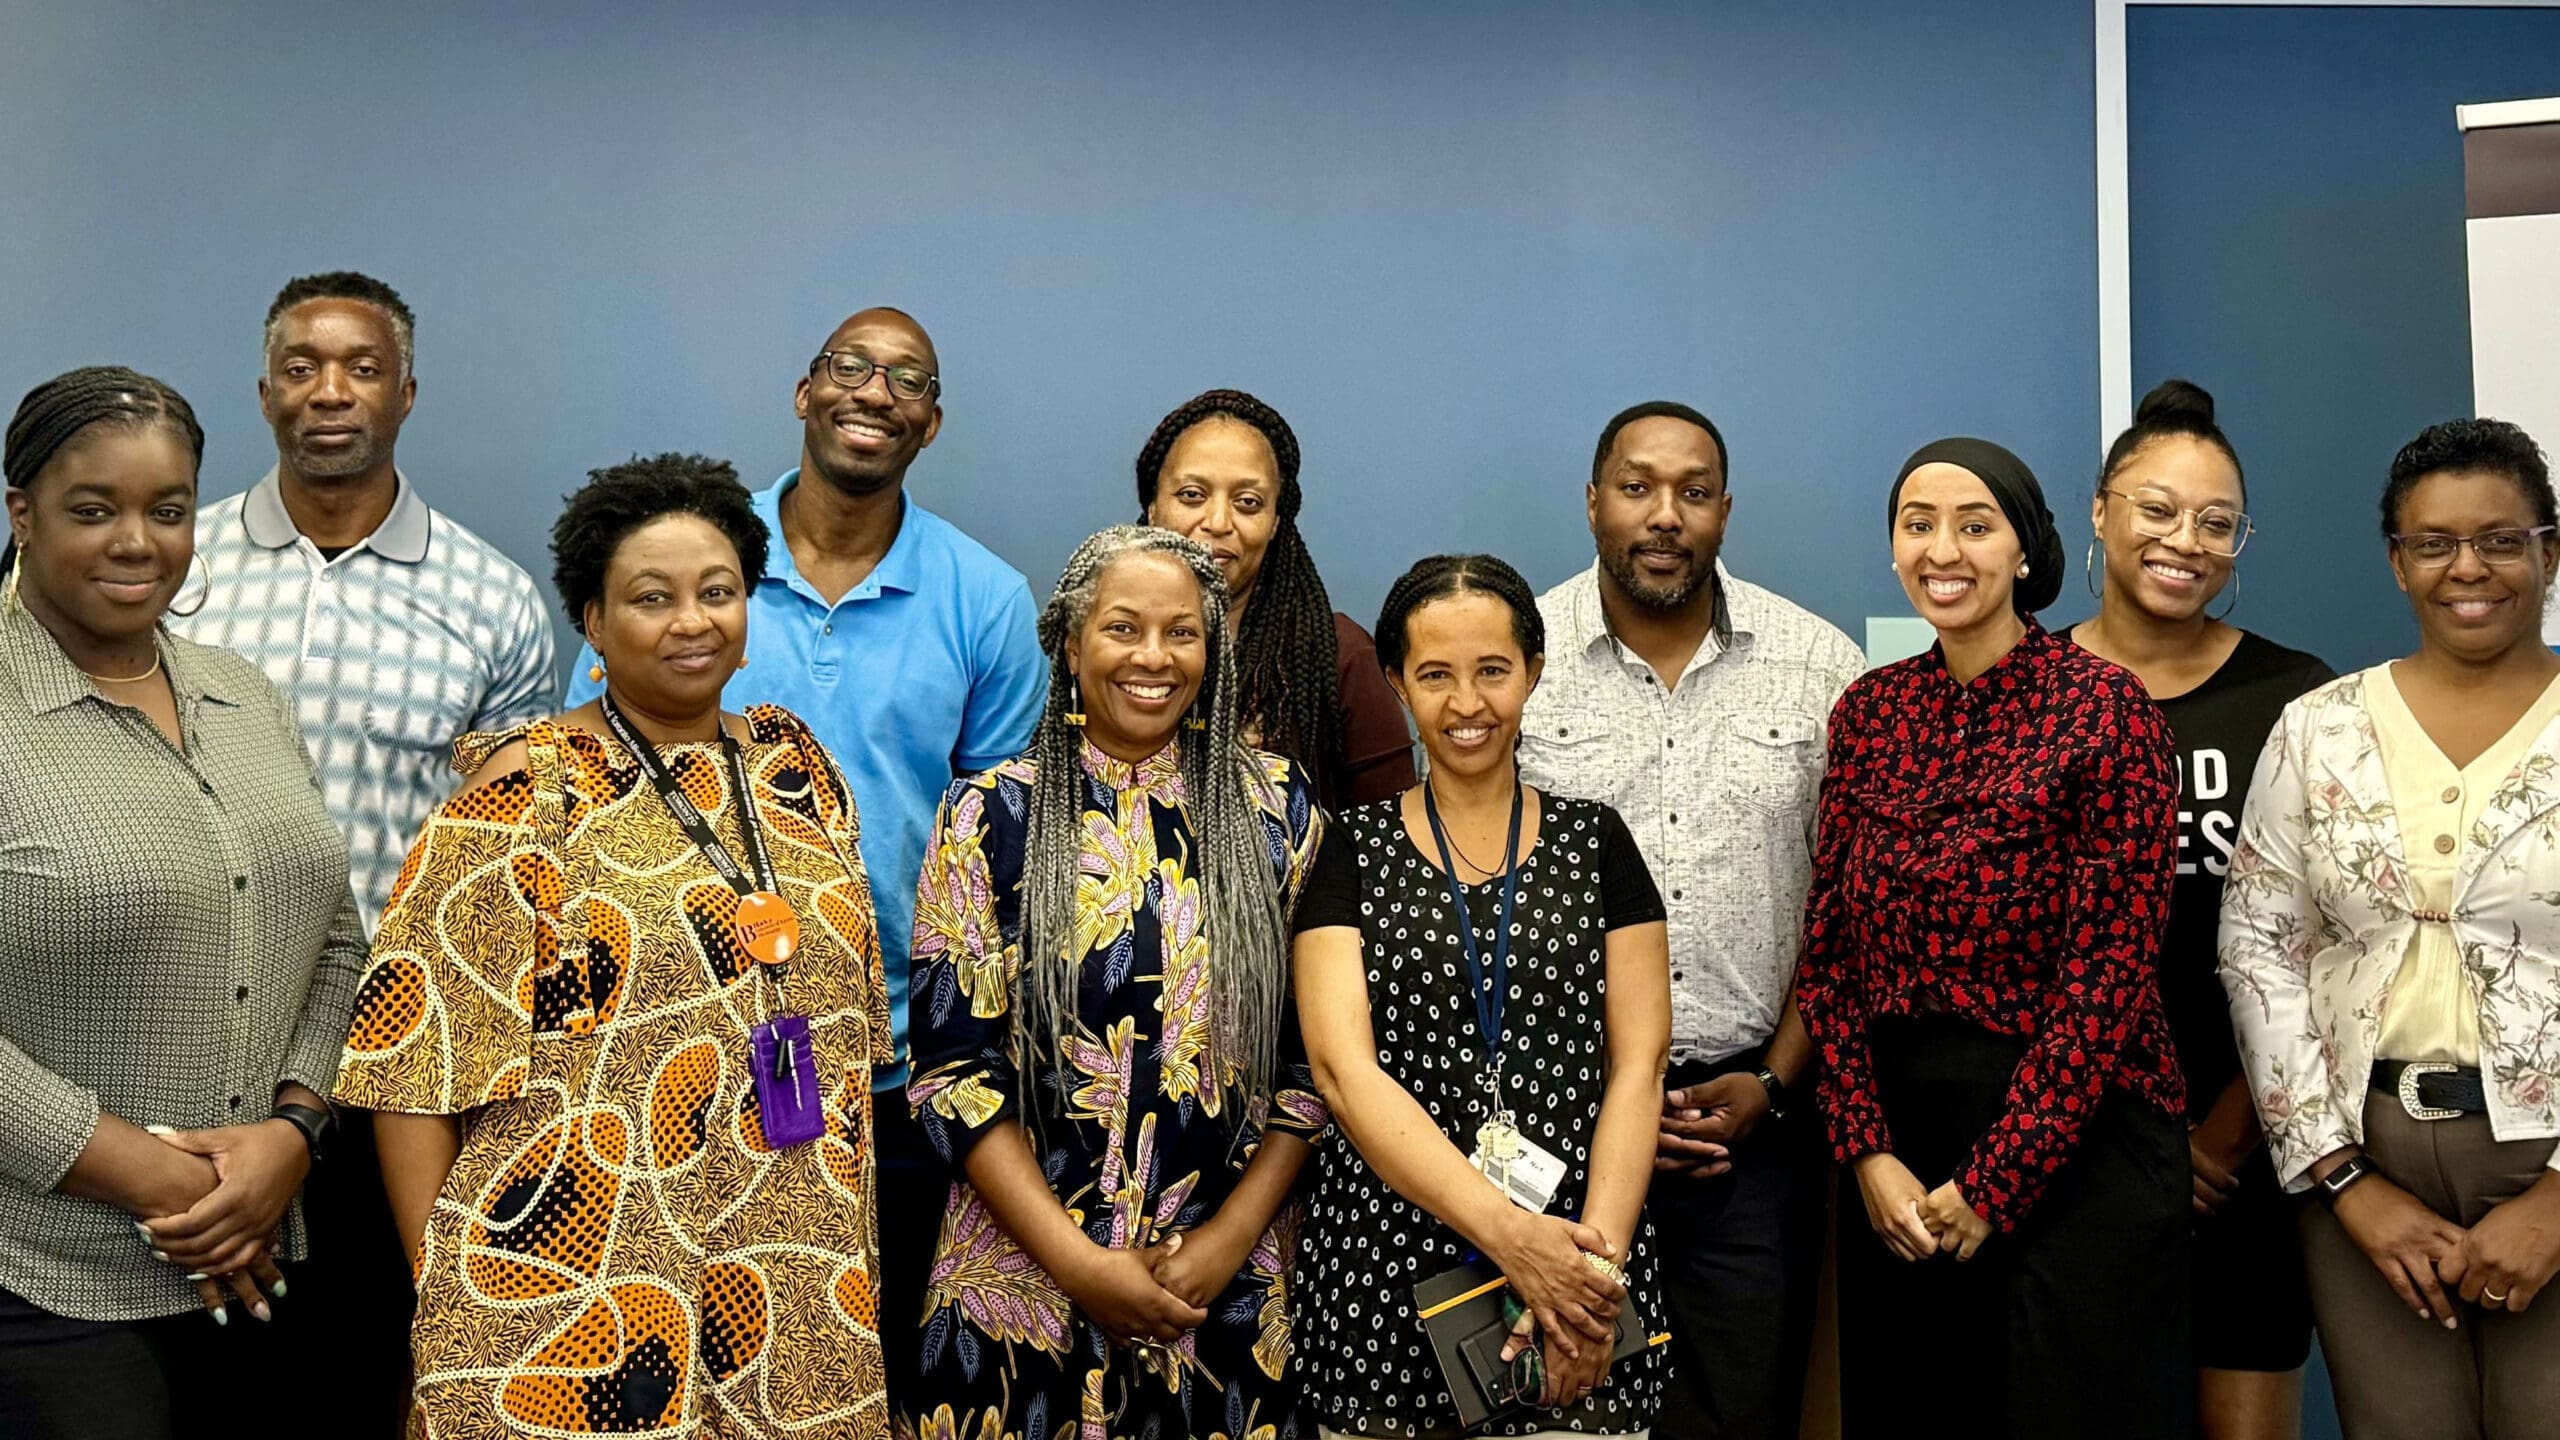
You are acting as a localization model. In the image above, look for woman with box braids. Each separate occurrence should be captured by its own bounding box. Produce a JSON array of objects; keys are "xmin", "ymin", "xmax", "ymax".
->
[
  {"xmin": 905, "ymin": 524, "xmax": 1327, "ymax": 1438},
  {"xmin": 1138, "ymin": 390, "xmax": 1414, "ymax": 810}
]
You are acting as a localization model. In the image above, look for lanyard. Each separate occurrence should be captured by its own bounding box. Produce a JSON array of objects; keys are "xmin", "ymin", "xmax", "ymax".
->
[
  {"xmin": 598, "ymin": 695, "xmax": 778, "ymax": 900},
  {"xmin": 1423, "ymin": 778, "xmax": 1524, "ymax": 1087}
]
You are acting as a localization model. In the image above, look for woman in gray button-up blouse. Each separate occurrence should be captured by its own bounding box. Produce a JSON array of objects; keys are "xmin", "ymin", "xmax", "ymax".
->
[{"xmin": 0, "ymin": 368, "xmax": 366, "ymax": 1439}]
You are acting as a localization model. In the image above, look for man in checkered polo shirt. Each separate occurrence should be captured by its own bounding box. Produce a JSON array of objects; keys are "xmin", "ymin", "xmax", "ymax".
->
[{"xmin": 172, "ymin": 270, "xmax": 554, "ymax": 1433}]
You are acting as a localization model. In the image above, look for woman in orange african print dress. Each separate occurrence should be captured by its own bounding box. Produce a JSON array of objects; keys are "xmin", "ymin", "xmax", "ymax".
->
[{"xmin": 337, "ymin": 457, "xmax": 893, "ymax": 1439}]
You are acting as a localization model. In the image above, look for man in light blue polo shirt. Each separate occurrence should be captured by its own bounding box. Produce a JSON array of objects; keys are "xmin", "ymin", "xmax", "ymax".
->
[{"xmin": 568, "ymin": 307, "xmax": 1042, "ymax": 1404}]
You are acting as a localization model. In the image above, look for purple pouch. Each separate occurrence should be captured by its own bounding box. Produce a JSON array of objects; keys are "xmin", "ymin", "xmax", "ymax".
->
[{"xmin": 749, "ymin": 1013, "xmax": 825, "ymax": 1149}]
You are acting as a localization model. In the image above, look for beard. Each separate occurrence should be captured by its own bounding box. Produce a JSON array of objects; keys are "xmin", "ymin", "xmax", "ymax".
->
[
  {"xmin": 1600, "ymin": 542, "xmax": 1713, "ymax": 611},
  {"xmin": 286, "ymin": 431, "xmax": 387, "ymax": 481}
]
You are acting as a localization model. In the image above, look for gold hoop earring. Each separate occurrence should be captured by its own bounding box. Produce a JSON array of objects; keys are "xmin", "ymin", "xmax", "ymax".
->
[
  {"xmin": 165, "ymin": 554, "xmax": 213, "ymax": 619},
  {"xmin": 2211, "ymin": 568, "xmax": 2241, "ymax": 622},
  {"xmin": 2084, "ymin": 538, "xmax": 2104, "ymax": 600}
]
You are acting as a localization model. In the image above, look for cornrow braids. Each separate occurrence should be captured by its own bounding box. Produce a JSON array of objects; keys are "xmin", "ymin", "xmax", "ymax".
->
[
  {"xmin": 4, "ymin": 365, "xmax": 205, "ymax": 578},
  {"xmin": 1134, "ymin": 390, "xmax": 1343, "ymax": 793},
  {"xmin": 1374, "ymin": 553, "xmax": 1547, "ymax": 676},
  {"xmin": 1017, "ymin": 526, "xmax": 1290, "ymax": 1137}
]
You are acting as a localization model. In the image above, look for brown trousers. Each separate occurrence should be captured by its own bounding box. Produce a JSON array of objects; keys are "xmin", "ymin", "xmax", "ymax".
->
[{"xmin": 2299, "ymin": 1090, "xmax": 2560, "ymax": 1440}]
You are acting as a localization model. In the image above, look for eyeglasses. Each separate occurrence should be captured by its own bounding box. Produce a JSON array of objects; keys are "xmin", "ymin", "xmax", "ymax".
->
[
  {"xmin": 2101, "ymin": 486, "xmax": 2253, "ymax": 557},
  {"xmin": 2389, "ymin": 526, "xmax": 2558, "ymax": 569},
  {"xmin": 809, "ymin": 350, "xmax": 939, "ymax": 402}
]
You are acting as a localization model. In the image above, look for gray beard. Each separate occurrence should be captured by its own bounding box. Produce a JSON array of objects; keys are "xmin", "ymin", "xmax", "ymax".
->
[{"xmin": 288, "ymin": 436, "xmax": 386, "ymax": 481}]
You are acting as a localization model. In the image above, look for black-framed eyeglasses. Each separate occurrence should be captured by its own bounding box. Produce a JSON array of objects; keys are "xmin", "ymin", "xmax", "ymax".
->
[
  {"xmin": 2100, "ymin": 486, "xmax": 2254, "ymax": 557},
  {"xmin": 809, "ymin": 350, "xmax": 939, "ymax": 402},
  {"xmin": 2389, "ymin": 526, "xmax": 2558, "ymax": 569}
]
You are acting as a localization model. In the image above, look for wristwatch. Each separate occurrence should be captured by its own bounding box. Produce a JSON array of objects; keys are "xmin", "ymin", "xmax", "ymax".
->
[
  {"xmin": 271, "ymin": 1102, "xmax": 337, "ymax": 1165},
  {"xmin": 1752, "ymin": 1066, "xmax": 1791, "ymax": 1123},
  {"xmin": 2316, "ymin": 1154, "xmax": 2376, "ymax": 1205}
]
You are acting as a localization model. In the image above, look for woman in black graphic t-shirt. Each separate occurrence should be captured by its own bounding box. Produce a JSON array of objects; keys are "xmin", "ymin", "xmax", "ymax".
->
[{"xmin": 2066, "ymin": 379, "xmax": 2332, "ymax": 1440}]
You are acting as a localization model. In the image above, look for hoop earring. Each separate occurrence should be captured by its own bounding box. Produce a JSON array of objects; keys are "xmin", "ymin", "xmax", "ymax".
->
[
  {"xmin": 165, "ymin": 554, "xmax": 212, "ymax": 618},
  {"xmin": 2211, "ymin": 567, "xmax": 2241, "ymax": 622},
  {"xmin": 2084, "ymin": 539, "xmax": 2104, "ymax": 600}
]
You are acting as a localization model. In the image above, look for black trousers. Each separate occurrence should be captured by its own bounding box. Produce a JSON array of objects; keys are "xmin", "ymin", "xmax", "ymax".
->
[
  {"xmin": 1835, "ymin": 1013, "xmax": 2192, "ymax": 1440},
  {"xmin": 1650, "ymin": 1051, "xmax": 1826, "ymax": 1440},
  {"xmin": 875, "ymin": 1091, "xmax": 944, "ymax": 1418},
  {"xmin": 0, "ymin": 1282, "xmax": 321, "ymax": 1440},
  {"xmin": 0, "ymin": 1115, "xmax": 413, "ymax": 1440},
  {"xmin": 295, "ymin": 1110, "xmax": 414, "ymax": 1437}
]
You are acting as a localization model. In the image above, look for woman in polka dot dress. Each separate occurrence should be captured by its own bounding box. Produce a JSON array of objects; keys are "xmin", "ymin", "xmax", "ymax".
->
[{"xmin": 1294, "ymin": 554, "xmax": 1671, "ymax": 1439}]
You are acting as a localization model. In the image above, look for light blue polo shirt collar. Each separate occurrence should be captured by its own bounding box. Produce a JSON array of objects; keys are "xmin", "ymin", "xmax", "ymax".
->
[
  {"xmin": 239, "ymin": 466, "xmax": 431, "ymax": 563},
  {"xmin": 757, "ymin": 470, "xmax": 924, "ymax": 607}
]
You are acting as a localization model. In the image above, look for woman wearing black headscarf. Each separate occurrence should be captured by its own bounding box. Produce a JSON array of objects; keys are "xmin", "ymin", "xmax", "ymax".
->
[{"xmin": 1794, "ymin": 440, "xmax": 2192, "ymax": 1438}]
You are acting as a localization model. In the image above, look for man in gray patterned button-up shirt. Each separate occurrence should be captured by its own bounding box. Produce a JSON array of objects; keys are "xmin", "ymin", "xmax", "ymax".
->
[{"xmin": 1521, "ymin": 401, "xmax": 1863, "ymax": 1440}]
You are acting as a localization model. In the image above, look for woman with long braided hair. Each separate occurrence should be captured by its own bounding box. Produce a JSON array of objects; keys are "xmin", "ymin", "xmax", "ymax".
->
[
  {"xmin": 0, "ymin": 368, "xmax": 366, "ymax": 1437},
  {"xmin": 1137, "ymin": 389, "xmax": 1414, "ymax": 810},
  {"xmin": 906, "ymin": 526, "xmax": 1325, "ymax": 1439}
]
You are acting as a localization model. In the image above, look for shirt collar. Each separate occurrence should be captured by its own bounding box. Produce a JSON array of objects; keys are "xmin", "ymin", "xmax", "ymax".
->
[
  {"xmin": 1923, "ymin": 614, "xmax": 2056, "ymax": 688},
  {"xmin": 761, "ymin": 471, "xmax": 923, "ymax": 598},
  {"xmin": 1572, "ymin": 559, "xmax": 1741, "ymax": 660},
  {"xmin": 240, "ymin": 466, "xmax": 431, "ymax": 563},
  {"xmin": 2, "ymin": 600, "xmax": 249, "ymax": 716},
  {"xmin": 1079, "ymin": 734, "xmax": 1186, "ymax": 805}
]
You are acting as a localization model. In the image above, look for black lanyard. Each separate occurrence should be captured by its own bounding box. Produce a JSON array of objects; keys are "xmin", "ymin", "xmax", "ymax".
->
[
  {"xmin": 598, "ymin": 695, "xmax": 778, "ymax": 899},
  {"xmin": 1423, "ymin": 778, "xmax": 1524, "ymax": 1086}
]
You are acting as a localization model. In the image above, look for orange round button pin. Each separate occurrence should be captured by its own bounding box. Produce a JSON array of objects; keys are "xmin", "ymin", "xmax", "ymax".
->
[{"xmin": 735, "ymin": 890, "xmax": 800, "ymax": 966}]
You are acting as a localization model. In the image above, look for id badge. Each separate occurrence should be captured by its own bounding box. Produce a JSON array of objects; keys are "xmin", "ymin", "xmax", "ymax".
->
[
  {"xmin": 749, "ymin": 1014, "xmax": 824, "ymax": 1149},
  {"xmin": 1470, "ymin": 1126, "xmax": 1568, "ymax": 1213}
]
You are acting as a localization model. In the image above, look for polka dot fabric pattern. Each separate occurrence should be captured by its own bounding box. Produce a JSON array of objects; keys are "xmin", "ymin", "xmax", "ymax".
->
[
  {"xmin": 335, "ymin": 706, "xmax": 896, "ymax": 1439},
  {"xmin": 1793, "ymin": 619, "xmax": 2185, "ymax": 1231},
  {"xmin": 1294, "ymin": 794, "xmax": 1665, "ymax": 1438}
]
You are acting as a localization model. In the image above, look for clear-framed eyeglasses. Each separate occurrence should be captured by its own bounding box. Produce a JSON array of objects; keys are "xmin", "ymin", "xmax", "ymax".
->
[
  {"xmin": 809, "ymin": 350, "xmax": 939, "ymax": 402},
  {"xmin": 2389, "ymin": 526, "xmax": 2558, "ymax": 569},
  {"xmin": 2101, "ymin": 486, "xmax": 2253, "ymax": 558}
]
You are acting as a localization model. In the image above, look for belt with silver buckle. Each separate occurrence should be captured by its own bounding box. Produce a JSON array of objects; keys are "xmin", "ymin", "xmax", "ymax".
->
[{"xmin": 2372, "ymin": 1060, "xmax": 2487, "ymax": 1121}]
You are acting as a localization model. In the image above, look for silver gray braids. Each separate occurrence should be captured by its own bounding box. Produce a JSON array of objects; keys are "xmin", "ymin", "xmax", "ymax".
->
[{"xmin": 1015, "ymin": 525, "xmax": 1291, "ymax": 1126}]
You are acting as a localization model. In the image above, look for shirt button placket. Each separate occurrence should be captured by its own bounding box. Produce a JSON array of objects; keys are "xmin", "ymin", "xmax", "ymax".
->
[{"xmin": 208, "ymin": 763, "xmax": 258, "ymax": 1114}]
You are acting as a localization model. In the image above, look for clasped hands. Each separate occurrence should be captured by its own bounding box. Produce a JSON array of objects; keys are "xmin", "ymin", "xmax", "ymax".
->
[
  {"xmin": 2330, "ymin": 1164, "xmax": 2560, "ymax": 1324},
  {"xmin": 1853, "ymin": 1153, "xmax": 1993, "ymax": 1262},
  {"xmin": 124, "ymin": 1119, "xmax": 311, "ymax": 1325},
  {"xmin": 1481, "ymin": 1208, "xmax": 1626, "ymax": 1410}
]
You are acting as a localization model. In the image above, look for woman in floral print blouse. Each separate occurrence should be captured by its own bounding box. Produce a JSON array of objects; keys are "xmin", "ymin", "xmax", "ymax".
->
[
  {"xmin": 1794, "ymin": 438, "xmax": 2189, "ymax": 1440},
  {"xmin": 2220, "ymin": 419, "xmax": 2560, "ymax": 1440},
  {"xmin": 905, "ymin": 527, "xmax": 1322, "ymax": 1440}
]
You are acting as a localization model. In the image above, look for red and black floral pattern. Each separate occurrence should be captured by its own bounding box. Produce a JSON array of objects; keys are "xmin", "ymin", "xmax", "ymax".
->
[{"xmin": 1795, "ymin": 619, "xmax": 2185, "ymax": 1230}]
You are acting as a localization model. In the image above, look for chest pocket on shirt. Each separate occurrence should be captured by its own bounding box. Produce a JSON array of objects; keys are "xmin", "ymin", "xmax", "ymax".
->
[
  {"xmin": 359, "ymin": 614, "xmax": 486, "ymax": 751},
  {"xmin": 1520, "ymin": 722, "xmax": 1623, "ymax": 806},
  {"xmin": 1714, "ymin": 712, "xmax": 1822, "ymax": 817}
]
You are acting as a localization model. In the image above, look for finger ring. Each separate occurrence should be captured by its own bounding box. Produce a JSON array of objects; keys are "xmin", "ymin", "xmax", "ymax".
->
[{"xmin": 2485, "ymin": 1288, "xmax": 2511, "ymax": 1303}]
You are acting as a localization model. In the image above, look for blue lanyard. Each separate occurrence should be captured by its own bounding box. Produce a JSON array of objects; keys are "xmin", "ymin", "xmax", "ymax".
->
[{"xmin": 1423, "ymin": 778, "xmax": 1525, "ymax": 1084}]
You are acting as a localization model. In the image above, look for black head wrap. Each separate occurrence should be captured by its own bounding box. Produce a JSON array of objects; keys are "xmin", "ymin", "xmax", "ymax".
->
[{"xmin": 1887, "ymin": 437, "xmax": 2064, "ymax": 614}]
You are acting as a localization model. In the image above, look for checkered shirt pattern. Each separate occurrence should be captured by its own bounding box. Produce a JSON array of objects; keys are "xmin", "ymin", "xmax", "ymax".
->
[
  {"xmin": 172, "ymin": 471, "xmax": 557, "ymax": 929},
  {"xmin": 0, "ymin": 600, "xmax": 368, "ymax": 1321}
]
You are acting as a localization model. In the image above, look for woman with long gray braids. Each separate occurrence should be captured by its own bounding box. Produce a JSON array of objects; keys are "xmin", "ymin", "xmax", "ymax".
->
[
  {"xmin": 906, "ymin": 525, "xmax": 1326, "ymax": 1438},
  {"xmin": 1138, "ymin": 389, "xmax": 1415, "ymax": 810}
]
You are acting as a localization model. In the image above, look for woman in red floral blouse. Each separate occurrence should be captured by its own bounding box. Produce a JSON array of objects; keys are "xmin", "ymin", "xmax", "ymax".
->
[{"xmin": 1795, "ymin": 438, "xmax": 2189, "ymax": 1440}]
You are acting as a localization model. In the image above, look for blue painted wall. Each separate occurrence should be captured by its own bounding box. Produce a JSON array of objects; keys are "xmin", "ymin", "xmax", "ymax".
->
[
  {"xmin": 0, "ymin": 0, "xmax": 2100, "ymax": 665},
  {"xmin": 2122, "ymin": 3, "xmax": 2560, "ymax": 673}
]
